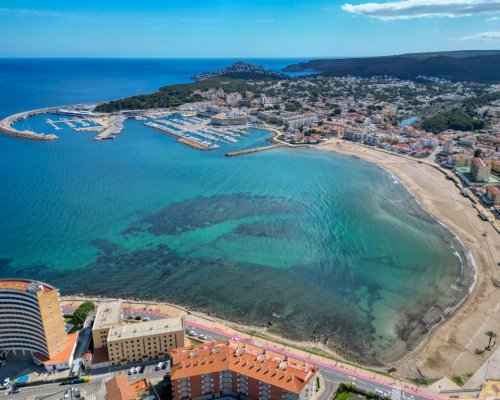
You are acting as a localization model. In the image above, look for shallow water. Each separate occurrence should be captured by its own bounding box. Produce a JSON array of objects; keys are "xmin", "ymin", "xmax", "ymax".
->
[{"xmin": 0, "ymin": 59, "xmax": 474, "ymax": 364}]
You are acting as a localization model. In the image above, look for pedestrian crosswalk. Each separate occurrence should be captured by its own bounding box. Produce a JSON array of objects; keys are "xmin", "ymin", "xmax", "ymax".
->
[
  {"xmin": 86, "ymin": 394, "xmax": 97, "ymax": 400},
  {"xmin": 391, "ymin": 388, "xmax": 402, "ymax": 400}
]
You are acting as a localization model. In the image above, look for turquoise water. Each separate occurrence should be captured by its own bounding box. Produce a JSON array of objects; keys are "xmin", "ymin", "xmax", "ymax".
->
[{"xmin": 0, "ymin": 59, "xmax": 474, "ymax": 365}]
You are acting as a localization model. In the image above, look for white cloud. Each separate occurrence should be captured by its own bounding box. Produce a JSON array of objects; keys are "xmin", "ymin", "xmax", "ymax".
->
[
  {"xmin": 452, "ymin": 31, "xmax": 500, "ymax": 40},
  {"xmin": 340, "ymin": 0, "xmax": 500, "ymax": 20},
  {"xmin": 486, "ymin": 15, "xmax": 500, "ymax": 19}
]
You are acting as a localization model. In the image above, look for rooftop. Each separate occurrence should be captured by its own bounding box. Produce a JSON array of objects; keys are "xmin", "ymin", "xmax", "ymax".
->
[
  {"xmin": 488, "ymin": 186, "xmax": 500, "ymax": 195},
  {"xmin": 473, "ymin": 157, "xmax": 487, "ymax": 167},
  {"xmin": 108, "ymin": 317, "xmax": 184, "ymax": 342},
  {"xmin": 33, "ymin": 333, "xmax": 77, "ymax": 366},
  {"xmin": 105, "ymin": 375, "xmax": 136, "ymax": 400},
  {"xmin": 93, "ymin": 301, "xmax": 122, "ymax": 331},
  {"xmin": 0, "ymin": 278, "xmax": 54, "ymax": 293},
  {"xmin": 170, "ymin": 340, "xmax": 319, "ymax": 394}
]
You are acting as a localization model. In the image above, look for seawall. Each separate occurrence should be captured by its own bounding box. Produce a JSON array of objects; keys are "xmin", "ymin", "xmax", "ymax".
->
[
  {"xmin": 225, "ymin": 144, "xmax": 283, "ymax": 157},
  {"xmin": 0, "ymin": 106, "xmax": 64, "ymax": 140}
]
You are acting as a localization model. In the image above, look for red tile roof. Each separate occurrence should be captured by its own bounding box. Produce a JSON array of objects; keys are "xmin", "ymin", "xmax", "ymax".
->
[
  {"xmin": 105, "ymin": 375, "xmax": 136, "ymax": 400},
  {"xmin": 34, "ymin": 333, "xmax": 77, "ymax": 365},
  {"xmin": 488, "ymin": 186, "xmax": 500, "ymax": 196},
  {"xmin": 171, "ymin": 340, "xmax": 319, "ymax": 394},
  {"xmin": 473, "ymin": 157, "xmax": 487, "ymax": 167}
]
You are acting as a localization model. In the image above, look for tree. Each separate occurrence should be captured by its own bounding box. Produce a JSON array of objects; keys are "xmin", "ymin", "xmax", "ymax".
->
[
  {"xmin": 485, "ymin": 331, "xmax": 497, "ymax": 349},
  {"xmin": 72, "ymin": 301, "xmax": 95, "ymax": 327}
]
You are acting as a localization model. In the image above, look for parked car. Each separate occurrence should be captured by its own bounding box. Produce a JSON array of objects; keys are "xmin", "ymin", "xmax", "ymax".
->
[
  {"xmin": 161, "ymin": 361, "xmax": 168, "ymax": 370},
  {"xmin": 188, "ymin": 330, "xmax": 196, "ymax": 336},
  {"xmin": 8, "ymin": 387, "xmax": 20, "ymax": 394},
  {"xmin": 139, "ymin": 365, "xmax": 145, "ymax": 373},
  {"xmin": 128, "ymin": 367, "xmax": 135, "ymax": 375},
  {"xmin": 155, "ymin": 362, "xmax": 163, "ymax": 371},
  {"xmin": 134, "ymin": 366, "xmax": 141, "ymax": 374},
  {"xmin": 375, "ymin": 389, "xmax": 389, "ymax": 398},
  {"xmin": 2, "ymin": 378, "xmax": 10, "ymax": 387},
  {"xmin": 142, "ymin": 317, "xmax": 150, "ymax": 321}
]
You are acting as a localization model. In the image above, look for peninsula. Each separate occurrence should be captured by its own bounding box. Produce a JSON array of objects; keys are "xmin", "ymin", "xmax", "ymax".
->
[{"xmin": 284, "ymin": 50, "xmax": 500, "ymax": 83}]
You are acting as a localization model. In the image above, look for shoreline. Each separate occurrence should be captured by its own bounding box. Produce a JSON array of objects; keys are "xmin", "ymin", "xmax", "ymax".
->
[
  {"xmin": 61, "ymin": 295, "xmax": 443, "ymax": 396},
  {"xmin": 61, "ymin": 294, "xmax": 350, "ymax": 363},
  {"xmin": 318, "ymin": 140, "xmax": 500, "ymax": 379},
  {"xmin": 3, "ymin": 105, "xmax": 498, "ymax": 378}
]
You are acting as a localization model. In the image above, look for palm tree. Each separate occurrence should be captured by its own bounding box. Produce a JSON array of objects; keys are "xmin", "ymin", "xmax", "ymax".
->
[{"xmin": 485, "ymin": 331, "xmax": 497, "ymax": 348}]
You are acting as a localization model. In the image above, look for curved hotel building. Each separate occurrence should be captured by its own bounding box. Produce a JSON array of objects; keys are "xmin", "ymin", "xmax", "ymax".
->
[{"xmin": 0, "ymin": 279, "xmax": 76, "ymax": 371}]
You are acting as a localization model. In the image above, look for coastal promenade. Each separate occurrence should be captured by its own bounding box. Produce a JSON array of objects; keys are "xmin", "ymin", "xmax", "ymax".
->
[
  {"xmin": 62, "ymin": 297, "xmax": 465, "ymax": 400},
  {"xmin": 321, "ymin": 140, "xmax": 500, "ymax": 381},
  {"xmin": 0, "ymin": 106, "xmax": 60, "ymax": 140}
]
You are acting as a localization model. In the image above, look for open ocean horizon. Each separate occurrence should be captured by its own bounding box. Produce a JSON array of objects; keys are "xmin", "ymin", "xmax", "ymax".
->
[{"xmin": 0, "ymin": 58, "xmax": 475, "ymax": 364}]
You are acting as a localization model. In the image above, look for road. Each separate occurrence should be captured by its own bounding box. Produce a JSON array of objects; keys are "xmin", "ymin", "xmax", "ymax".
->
[
  {"xmin": 22, "ymin": 306, "xmax": 447, "ymax": 400},
  {"xmin": 113, "ymin": 307, "xmax": 443, "ymax": 400},
  {"xmin": 5, "ymin": 359, "xmax": 168, "ymax": 400}
]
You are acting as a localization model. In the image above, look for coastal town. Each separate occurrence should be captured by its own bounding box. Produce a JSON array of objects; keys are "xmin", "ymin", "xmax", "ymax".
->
[
  {"xmin": 2, "ymin": 63, "xmax": 500, "ymax": 225},
  {"xmin": 0, "ymin": 62, "xmax": 499, "ymax": 400}
]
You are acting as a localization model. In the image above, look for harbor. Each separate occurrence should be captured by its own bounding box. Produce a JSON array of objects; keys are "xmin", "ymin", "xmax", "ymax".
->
[
  {"xmin": 1, "ymin": 107, "xmax": 258, "ymax": 150},
  {"xmin": 0, "ymin": 105, "xmax": 120, "ymax": 141},
  {"xmin": 0, "ymin": 106, "xmax": 62, "ymax": 140},
  {"xmin": 143, "ymin": 114, "xmax": 250, "ymax": 150}
]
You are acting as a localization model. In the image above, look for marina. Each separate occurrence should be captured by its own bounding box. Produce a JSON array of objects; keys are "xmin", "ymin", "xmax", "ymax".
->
[
  {"xmin": 143, "ymin": 114, "xmax": 254, "ymax": 150},
  {"xmin": 1, "ymin": 106, "xmax": 259, "ymax": 150}
]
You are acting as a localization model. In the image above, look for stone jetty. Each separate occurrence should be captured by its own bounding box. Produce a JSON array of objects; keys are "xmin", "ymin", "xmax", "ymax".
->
[{"xmin": 0, "ymin": 107, "xmax": 60, "ymax": 140}]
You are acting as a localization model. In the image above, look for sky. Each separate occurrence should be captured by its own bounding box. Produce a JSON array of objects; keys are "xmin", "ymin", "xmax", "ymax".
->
[{"xmin": 0, "ymin": 0, "xmax": 499, "ymax": 58}]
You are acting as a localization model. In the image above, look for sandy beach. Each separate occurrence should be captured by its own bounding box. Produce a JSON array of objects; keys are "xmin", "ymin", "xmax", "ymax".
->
[
  {"xmin": 320, "ymin": 140, "xmax": 500, "ymax": 380},
  {"xmin": 59, "ymin": 140, "xmax": 499, "ymax": 382}
]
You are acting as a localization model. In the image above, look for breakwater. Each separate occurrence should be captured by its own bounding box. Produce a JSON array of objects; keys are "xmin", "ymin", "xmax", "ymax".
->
[
  {"xmin": 225, "ymin": 144, "xmax": 283, "ymax": 157},
  {"xmin": 0, "ymin": 107, "xmax": 61, "ymax": 140}
]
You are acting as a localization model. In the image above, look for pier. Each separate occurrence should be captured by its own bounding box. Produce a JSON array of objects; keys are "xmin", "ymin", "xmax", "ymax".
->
[
  {"xmin": 143, "ymin": 115, "xmax": 252, "ymax": 150},
  {"xmin": 93, "ymin": 115, "xmax": 126, "ymax": 141},
  {"xmin": 225, "ymin": 144, "xmax": 283, "ymax": 157},
  {"xmin": 145, "ymin": 121, "xmax": 218, "ymax": 150}
]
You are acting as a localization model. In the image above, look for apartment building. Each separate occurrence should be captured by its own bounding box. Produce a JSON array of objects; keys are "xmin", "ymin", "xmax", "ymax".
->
[
  {"xmin": 471, "ymin": 157, "xmax": 491, "ymax": 182},
  {"xmin": 92, "ymin": 301, "xmax": 122, "ymax": 349},
  {"xmin": 107, "ymin": 318, "xmax": 184, "ymax": 366},
  {"xmin": 170, "ymin": 340, "xmax": 320, "ymax": 400},
  {"xmin": 92, "ymin": 301, "xmax": 185, "ymax": 366},
  {"xmin": 0, "ymin": 279, "xmax": 77, "ymax": 371}
]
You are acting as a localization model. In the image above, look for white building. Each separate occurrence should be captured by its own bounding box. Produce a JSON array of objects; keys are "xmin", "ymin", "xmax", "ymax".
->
[
  {"xmin": 260, "ymin": 94, "xmax": 280, "ymax": 107},
  {"xmin": 442, "ymin": 139, "xmax": 455, "ymax": 155},
  {"xmin": 459, "ymin": 136, "xmax": 476, "ymax": 147}
]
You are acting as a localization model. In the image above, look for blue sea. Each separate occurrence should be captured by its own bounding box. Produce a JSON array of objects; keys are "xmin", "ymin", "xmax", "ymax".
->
[{"xmin": 0, "ymin": 58, "xmax": 474, "ymax": 364}]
